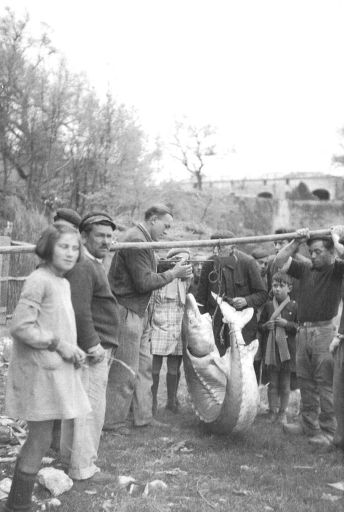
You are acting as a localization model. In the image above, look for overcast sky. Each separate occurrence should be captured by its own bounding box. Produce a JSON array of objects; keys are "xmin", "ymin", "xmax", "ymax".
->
[{"xmin": 4, "ymin": 0, "xmax": 344, "ymax": 181}]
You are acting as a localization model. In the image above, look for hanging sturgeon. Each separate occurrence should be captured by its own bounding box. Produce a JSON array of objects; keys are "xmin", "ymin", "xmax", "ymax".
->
[{"xmin": 182, "ymin": 293, "xmax": 259, "ymax": 434}]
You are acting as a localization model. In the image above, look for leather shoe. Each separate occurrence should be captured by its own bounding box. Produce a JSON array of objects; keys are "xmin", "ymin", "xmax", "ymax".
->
[
  {"xmin": 86, "ymin": 471, "xmax": 115, "ymax": 484},
  {"xmin": 103, "ymin": 423, "xmax": 131, "ymax": 435},
  {"xmin": 283, "ymin": 422, "xmax": 304, "ymax": 435},
  {"xmin": 134, "ymin": 418, "xmax": 168, "ymax": 428}
]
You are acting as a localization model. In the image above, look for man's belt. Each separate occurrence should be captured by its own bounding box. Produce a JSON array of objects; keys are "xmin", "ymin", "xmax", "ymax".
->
[{"xmin": 299, "ymin": 319, "xmax": 334, "ymax": 328}]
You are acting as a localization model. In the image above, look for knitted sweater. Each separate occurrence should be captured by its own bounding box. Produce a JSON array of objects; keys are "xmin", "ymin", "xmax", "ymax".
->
[
  {"xmin": 108, "ymin": 224, "xmax": 175, "ymax": 317},
  {"xmin": 66, "ymin": 254, "xmax": 120, "ymax": 351}
]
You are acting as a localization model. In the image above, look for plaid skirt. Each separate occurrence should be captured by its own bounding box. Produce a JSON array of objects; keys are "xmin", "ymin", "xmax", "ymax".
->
[{"xmin": 150, "ymin": 290, "xmax": 185, "ymax": 356}]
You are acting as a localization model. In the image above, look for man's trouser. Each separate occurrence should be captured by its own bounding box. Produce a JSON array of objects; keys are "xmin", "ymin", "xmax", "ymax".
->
[
  {"xmin": 296, "ymin": 322, "xmax": 336, "ymax": 436},
  {"xmin": 333, "ymin": 340, "xmax": 344, "ymax": 448},
  {"xmin": 105, "ymin": 304, "xmax": 153, "ymax": 427},
  {"xmin": 60, "ymin": 347, "xmax": 115, "ymax": 480}
]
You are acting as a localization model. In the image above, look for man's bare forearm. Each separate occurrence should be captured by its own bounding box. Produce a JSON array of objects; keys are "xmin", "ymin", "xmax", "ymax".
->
[{"xmin": 274, "ymin": 239, "xmax": 301, "ymax": 267}]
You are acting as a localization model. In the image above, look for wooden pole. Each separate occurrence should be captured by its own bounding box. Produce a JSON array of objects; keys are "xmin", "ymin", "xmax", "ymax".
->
[
  {"xmin": 0, "ymin": 235, "xmax": 11, "ymax": 324},
  {"xmin": 0, "ymin": 228, "xmax": 331, "ymax": 254}
]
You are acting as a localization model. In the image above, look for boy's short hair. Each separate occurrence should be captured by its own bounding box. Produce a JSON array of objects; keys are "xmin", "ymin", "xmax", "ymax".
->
[
  {"xmin": 35, "ymin": 224, "xmax": 81, "ymax": 262},
  {"xmin": 271, "ymin": 271, "xmax": 293, "ymax": 286},
  {"xmin": 144, "ymin": 204, "xmax": 173, "ymax": 220}
]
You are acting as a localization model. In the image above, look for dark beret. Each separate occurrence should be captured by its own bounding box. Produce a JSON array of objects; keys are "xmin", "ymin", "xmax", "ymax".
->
[{"xmin": 54, "ymin": 208, "xmax": 81, "ymax": 228}]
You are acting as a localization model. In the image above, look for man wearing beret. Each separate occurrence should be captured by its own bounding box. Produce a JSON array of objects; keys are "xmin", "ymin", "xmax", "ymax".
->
[
  {"xmin": 252, "ymin": 247, "xmax": 272, "ymax": 282},
  {"xmin": 60, "ymin": 212, "xmax": 120, "ymax": 482},
  {"xmin": 196, "ymin": 231, "xmax": 268, "ymax": 356},
  {"xmin": 105, "ymin": 204, "xmax": 193, "ymax": 432}
]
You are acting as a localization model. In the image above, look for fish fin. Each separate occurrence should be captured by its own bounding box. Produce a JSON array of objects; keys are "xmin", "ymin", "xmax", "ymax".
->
[
  {"xmin": 213, "ymin": 351, "xmax": 231, "ymax": 378},
  {"xmin": 211, "ymin": 293, "xmax": 254, "ymax": 328},
  {"xmin": 184, "ymin": 348, "xmax": 227, "ymax": 421},
  {"xmin": 246, "ymin": 339, "xmax": 259, "ymax": 358}
]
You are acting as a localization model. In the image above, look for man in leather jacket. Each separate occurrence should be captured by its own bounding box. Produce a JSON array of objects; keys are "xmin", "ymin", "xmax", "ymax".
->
[{"xmin": 196, "ymin": 231, "xmax": 268, "ymax": 356}]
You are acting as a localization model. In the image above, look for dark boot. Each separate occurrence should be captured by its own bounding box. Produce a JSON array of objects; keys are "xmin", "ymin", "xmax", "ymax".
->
[
  {"xmin": 5, "ymin": 462, "xmax": 37, "ymax": 512},
  {"xmin": 151, "ymin": 374, "xmax": 159, "ymax": 416},
  {"xmin": 166, "ymin": 373, "xmax": 178, "ymax": 413},
  {"xmin": 50, "ymin": 420, "xmax": 61, "ymax": 453}
]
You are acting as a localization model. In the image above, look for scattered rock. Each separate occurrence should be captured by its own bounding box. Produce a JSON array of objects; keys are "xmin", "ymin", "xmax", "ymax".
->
[
  {"xmin": 41, "ymin": 457, "xmax": 55, "ymax": 465},
  {"xmin": 127, "ymin": 482, "xmax": 146, "ymax": 496},
  {"xmin": 157, "ymin": 468, "xmax": 187, "ymax": 476},
  {"xmin": 117, "ymin": 475, "xmax": 136, "ymax": 489},
  {"xmin": 101, "ymin": 500, "xmax": 114, "ymax": 512},
  {"xmin": 232, "ymin": 489, "xmax": 251, "ymax": 496},
  {"xmin": 117, "ymin": 475, "xmax": 168, "ymax": 497},
  {"xmin": 40, "ymin": 497, "xmax": 61, "ymax": 510},
  {"xmin": 37, "ymin": 468, "xmax": 73, "ymax": 497},
  {"xmin": 240, "ymin": 465, "xmax": 255, "ymax": 472},
  {"xmin": 327, "ymin": 481, "xmax": 344, "ymax": 492},
  {"xmin": 143, "ymin": 479, "xmax": 168, "ymax": 496},
  {"xmin": 321, "ymin": 493, "xmax": 341, "ymax": 502},
  {"xmin": 171, "ymin": 440, "xmax": 194, "ymax": 454},
  {"xmin": 0, "ymin": 337, "xmax": 12, "ymax": 363},
  {"xmin": 0, "ymin": 477, "xmax": 12, "ymax": 494}
]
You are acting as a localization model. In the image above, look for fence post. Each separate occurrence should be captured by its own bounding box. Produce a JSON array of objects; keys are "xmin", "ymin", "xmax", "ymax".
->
[{"xmin": 0, "ymin": 225, "xmax": 12, "ymax": 325}]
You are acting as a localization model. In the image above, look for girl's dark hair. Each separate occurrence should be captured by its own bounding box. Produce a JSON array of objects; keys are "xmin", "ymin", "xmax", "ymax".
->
[{"xmin": 35, "ymin": 224, "xmax": 81, "ymax": 262}]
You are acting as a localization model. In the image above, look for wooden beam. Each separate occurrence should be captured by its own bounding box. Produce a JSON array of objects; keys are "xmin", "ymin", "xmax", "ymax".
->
[{"xmin": 0, "ymin": 228, "xmax": 331, "ymax": 254}]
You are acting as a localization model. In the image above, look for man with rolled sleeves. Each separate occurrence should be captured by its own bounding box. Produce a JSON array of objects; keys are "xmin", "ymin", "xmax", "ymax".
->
[
  {"xmin": 105, "ymin": 204, "xmax": 193, "ymax": 432},
  {"xmin": 275, "ymin": 227, "xmax": 344, "ymax": 447}
]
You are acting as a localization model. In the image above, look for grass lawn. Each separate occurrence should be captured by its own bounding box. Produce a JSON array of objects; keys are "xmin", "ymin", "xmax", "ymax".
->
[{"xmin": 0, "ymin": 359, "xmax": 343, "ymax": 511}]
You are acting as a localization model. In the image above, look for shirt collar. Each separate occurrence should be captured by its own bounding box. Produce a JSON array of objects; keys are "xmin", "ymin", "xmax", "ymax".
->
[
  {"xmin": 83, "ymin": 246, "xmax": 103, "ymax": 264},
  {"xmin": 137, "ymin": 223, "xmax": 153, "ymax": 242}
]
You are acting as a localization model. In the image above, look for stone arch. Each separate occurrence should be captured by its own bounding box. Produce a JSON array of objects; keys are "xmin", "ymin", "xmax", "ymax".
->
[
  {"xmin": 258, "ymin": 192, "xmax": 273, "ymax": 199},
  {"xmin": 312, "ymin": 189, "xmax": 330, "ymax": 200}
]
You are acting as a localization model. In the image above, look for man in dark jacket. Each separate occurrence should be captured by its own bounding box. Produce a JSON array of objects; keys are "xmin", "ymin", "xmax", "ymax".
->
[
  {"xmin": 60, "ymin": 212, "xmax": 120, "ymax": 482},
  {"xmin": 196, "ymin": 231, "xmax": 268, "ymax": 356},
  {"xmin": 105, "ymin": 204, "xmax": 193, "ymax": 431}
]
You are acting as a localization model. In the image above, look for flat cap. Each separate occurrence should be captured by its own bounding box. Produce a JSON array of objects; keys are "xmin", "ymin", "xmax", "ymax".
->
[
  {"xmin": 79, "ymin": 211, "xmax": 116, "ymax": 232},
  {"xmin": 210, "ymin": 231, "xmax": 236, "ymax": 240},
  {"xmin": 166, "ymin": 248, "xmax": 190, "ymax": 259}
]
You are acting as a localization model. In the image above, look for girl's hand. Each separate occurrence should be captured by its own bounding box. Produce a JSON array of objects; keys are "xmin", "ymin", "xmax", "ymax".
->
[{"xmin": 56, "ymin": 341, "xmax": 86, "ymax": 365}]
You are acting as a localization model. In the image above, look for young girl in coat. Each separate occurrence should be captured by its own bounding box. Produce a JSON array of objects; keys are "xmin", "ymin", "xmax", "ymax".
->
[
  {"xmin": 151, "ymin": 249, "xmax": 191, "ymax": 414},
  {"xmin": 3, "ymin": 224, "xmax": 90, "ymax": 512}
]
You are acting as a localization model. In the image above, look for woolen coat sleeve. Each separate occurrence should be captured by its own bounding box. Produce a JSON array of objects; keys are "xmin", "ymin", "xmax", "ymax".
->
[
  {"xmin": 195, "ymin": 260, "xmax": 213, "ymax": 314},
  {"xmin": 258, "ymin": 303, "xmax": 270, "ymax": 333},
  {"xmin": 10, "ymin": 274, "xmax": 55, "ymax": 349},
  {"xmin": 123, "ymin": 242, "xmax": 174, "ymax": 293},
  {"xmin": 67, "ymin": 262, "xmax": 101, "ymax": 351},
  {"xmin": 243, "ymin": 260, "xmax": 268, "ymax": 309}
]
